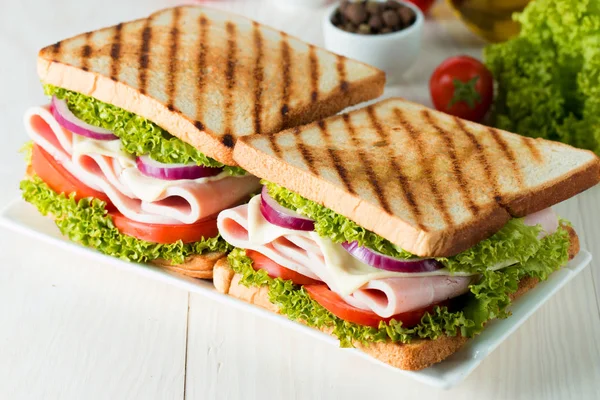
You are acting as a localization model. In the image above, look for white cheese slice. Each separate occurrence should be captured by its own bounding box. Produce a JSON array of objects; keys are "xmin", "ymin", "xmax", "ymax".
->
[
  {"xmin": 243, "ymin": 196, "xmax": 518, "ymax": 296},
  {"xmin": 247, "ymin": 195, "xmax": 311, "ymax": 244},
  {"xmin": 71, "ymin": 134, "xmax": 232, "ymax": 202}
]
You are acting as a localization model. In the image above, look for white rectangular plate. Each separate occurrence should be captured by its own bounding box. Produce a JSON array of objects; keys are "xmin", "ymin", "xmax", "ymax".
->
[{"xmin": 0, "ymin": 199, "xmax": 592, "ymax": 389}]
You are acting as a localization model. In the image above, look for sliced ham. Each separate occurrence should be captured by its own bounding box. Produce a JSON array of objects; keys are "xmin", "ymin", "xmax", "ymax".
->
[
  {"xmin": 348, "ymin": 276, "xmax": 472, "ymax": 318},
  {"xmin": 524, "ymin": 207, "xmax": 558, "ymax": 238},
  {"xmin": 219, "ymin": 196, "xmax": 485, "ymax": 316},
  {"xmin": 24, "ymin": 105, "xmax": 260, "ymax": 224}
]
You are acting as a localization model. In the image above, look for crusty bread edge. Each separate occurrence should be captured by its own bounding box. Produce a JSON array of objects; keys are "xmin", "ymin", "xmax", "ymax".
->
[
  {"xmin": 37, "ymin": 55, "xmax": 384, "ymax": 167},
  {"xmin": 213, "ymin": 226, "xmax": 579, "ymax": 371},
  {"xmin": 152, "ymin": 251, "xmax": 226, "ymax": 279},
  {"xmin": 233, "ymin": 97, "xmax": 600, "ymax": 257},
  {"xmin": 503, "ymin": 153, "xmax": 600, "ymax": 216},
  {"xmin": 234, "ymin": 136, "xmax": 513, "ymax": 257}
]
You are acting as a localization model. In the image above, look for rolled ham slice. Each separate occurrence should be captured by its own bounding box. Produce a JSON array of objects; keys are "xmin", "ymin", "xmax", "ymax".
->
[
  {"xmin": 524, "ymin": 207, "xmax": 559, "ymax": 238},
  {"xmin": 219, "ymin": 196, "xmax": 483, "ymax": 316},
  {"xmin": 347, "ymin": 276, "xmax": 473, "ymax": 317},
  {"xmin": 24, "ymin": 105, "xmax": 260, "ymax": 225}
]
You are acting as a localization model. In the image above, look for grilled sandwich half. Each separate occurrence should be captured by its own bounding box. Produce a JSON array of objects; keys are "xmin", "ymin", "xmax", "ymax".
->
[
  {"xmin": 21, "ymin": 5, "xmax": 384, "ymax": 279},
  {"xmin": 215, "ymin": 97, "xmax": 599, "ymax": 370}
]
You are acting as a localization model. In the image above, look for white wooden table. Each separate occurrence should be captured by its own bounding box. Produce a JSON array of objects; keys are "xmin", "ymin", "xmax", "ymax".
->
[{"xmin": 1, "ymin": 1, "xmax": 599, "ymax": 399}]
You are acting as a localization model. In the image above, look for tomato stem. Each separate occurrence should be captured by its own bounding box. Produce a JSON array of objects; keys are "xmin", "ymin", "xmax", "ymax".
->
[{"xmin": 449, "ymin": 77, "xmax": 481, "ymax": 109}]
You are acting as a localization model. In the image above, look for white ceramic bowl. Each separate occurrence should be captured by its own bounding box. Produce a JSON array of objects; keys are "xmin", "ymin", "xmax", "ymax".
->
[{"xmin": 322, "ymin": 0, "xmax": 424, "ymax": 84}]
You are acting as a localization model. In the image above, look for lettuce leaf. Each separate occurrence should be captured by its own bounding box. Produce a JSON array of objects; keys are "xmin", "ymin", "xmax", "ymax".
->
[
  {"xmin": 264, "ymin": 181, "xmax": 544, "ymax": 273},
  {"xmin": 20, "ymin": 140, "xmax": 33, "ymax": 165},
  {"xmin": 484, "ymin": 0, "xmax": 600, "ymax": 155},
  {"xmin": 264, "ymin": 181, "xmax": 414, "ymax": 259},
  {"xmin": 228, "ymin": 223, "xmax": 570, "ymax": 346},
  {"xmin": 21, "ymin": 175, "xmax": 231, "ymax": 264},
  {"xmin": 44, "ymin": 84, "xmax": 245, "ymax": 176}
]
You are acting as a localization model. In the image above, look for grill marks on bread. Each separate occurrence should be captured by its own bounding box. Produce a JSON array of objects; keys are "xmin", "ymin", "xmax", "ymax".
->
[
  {"xmin": 423, "ymin": 110, "xmax": 479, "ymax": 216},
  {"xmin": 367, "ymin": 106, "xmax": 426, "ymax": 231},
  {"xmin": 280, "ymin": 32, "xmax": 292, "ymax": 126},
  {"xmin": 293, "ymin": 127, "xmax": 320, "ymax": 176},
  {"xmin": 166, "ymin": 7, "xmax": 181, "ymax": 111},
  {"xmin": 317, "ymin": 120, "xmax": 355, "ymax": 194},
  {"xmin": 252, "ymin": 22, "xmax": 264, "ymax": 134},
  {"xmin": 393, "ymin": 108, "xmax": 453, "ymax": 226},
  {"xmin": 80, "ymin": 32, "xmax": 92, "ymax": 71},
  {"xmin": 38, "ymin": 6, "xmax": 385, "ymax": 165},
  {"xmin": 222, "ymin": 21, "xmax": 237, "ymax": 148},
  {"xmin": 109, "ymin": 23, "xmax": 123, "ymax": 80},
  {"xmin": 453, "ymin": 117, "xmax": 504, "ymax": 203},
  {"xmin": 137, "ymin": 19, "xmax": 153, "ymax": 95},
  {"xmin": 521, "ymin": 136, "xmax": 543, "ymax": 163},
  {"xmin": 336, "ymin": 55, "xmax": 349, "ymax": 93},
  {"xmin": 234, "ymin": 97, "xmax": 600, "ymax": 256},
  {"xmin": 488, "ymin": 127, "xmax": 525, "ymax": 190},
  {"xmin": 342, "ymin": 114, "xmax": 392, "ymax": 214},
  {"xmin": 308, "ymin": 45, "xmax": 320, "ymax": 102},
  {"xmin": 194, "ymin": 15, "xmax": 210, "ymax": 131}
]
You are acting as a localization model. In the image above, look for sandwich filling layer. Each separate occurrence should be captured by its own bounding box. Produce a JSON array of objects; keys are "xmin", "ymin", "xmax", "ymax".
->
[
  {"xmin": 218, "ymin": 185, "xmax": 571, "ymax": 346},
  {"xmin": 21, "ymin": 174, "xmax": 230, "ymax": 264},
  {"xmin": 45, "ymin": 85, "xmax": 246, "ymax": 175},
  {"xmin": 20, "ymin": 86, "xmax": 262, "ymax": 265}
]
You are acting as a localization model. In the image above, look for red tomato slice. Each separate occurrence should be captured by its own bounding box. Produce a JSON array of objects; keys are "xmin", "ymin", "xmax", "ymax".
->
[
  {"xmin": 31, "ymin": 144, "xmax": 112, "ymax": 205},
  {"xmin": 246, "ymin": 250, "xmax": 322, "ymax": 286},
  {"xmin": 110, "ymin": 212, "xmax": 218, "ymax": 244},
  {"xmin": 305, "ymin": 284, "xmax": 446, "ymax": 328},
  {"xmin": 31, "ymin": 144, "xmax": 217, "ymax": 244}
]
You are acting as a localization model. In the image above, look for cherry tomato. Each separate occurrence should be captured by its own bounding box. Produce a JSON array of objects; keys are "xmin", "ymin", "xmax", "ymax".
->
[
  {"xmin": 430, "ymin": 55, "xmax": 494, "ymax": 122},
  {"xmin": 405, "ymin": 0, "xmax": 436, "ymax": 14},
  {"xmin": 246, "ymin": 250, "xmax": 322, "ymax": 286},
  {"xmin": 305, "ymin": 284, "xmax": 447, "ymax": 328},
  {"xmin": 32, "ymin": 144, "xmax": 218, "ymax": 244}
]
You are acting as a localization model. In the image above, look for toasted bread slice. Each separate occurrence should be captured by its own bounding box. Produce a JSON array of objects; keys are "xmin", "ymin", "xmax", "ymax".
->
[
  {"xmin": 213, "ymin": 226, "xmax": 580, "ymax": 371},
  {"xmin": 37, "ymin": 6, "xmax": 385, "ymax": 166},
  {"xmin": 234, "ymin": 98, "xmax": 600, "ymax": 257},
  {"xmin": 152, "ymin": 251, "xmax": 226, "ymax": 279}
]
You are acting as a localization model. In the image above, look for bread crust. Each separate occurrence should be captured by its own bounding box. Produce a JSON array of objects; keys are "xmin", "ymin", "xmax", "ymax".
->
[
  {"xmin": 152, "ymin": 251, "xmax": 226, "ymax": 279},
  {"xmin": 213, "ymin": 226, "xmax": 580, "ymax": 370},
  {"xmin": 37, "ymin": 6, "xmax": 385, "ymax": 166},
  {"xmin": 233, "ymin": 97, "xmax": 600, "ymax": 257}
]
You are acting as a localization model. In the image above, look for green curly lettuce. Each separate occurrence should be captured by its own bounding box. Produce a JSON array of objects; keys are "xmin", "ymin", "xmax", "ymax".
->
[
  {"xmin": 20, "ymin": 140, "xmax": 33, "ymax": 165},
  {"xmin": 228, "ymin": 224, "xmax": 570, "ymax": 346},
  {"xmin": 264, "ymin": 181, "xmax": 545, "ymax": 273},
  {"xmin": 484, "ymin": 0, "xmax": 600, "ymax": 155},
  {"xmin": 44, "ymin": 84, "xmax": 245, "ymax": 176},
  {"xmin": 20, "ymin": 175, "xmax": 231, "ymax": 264}
]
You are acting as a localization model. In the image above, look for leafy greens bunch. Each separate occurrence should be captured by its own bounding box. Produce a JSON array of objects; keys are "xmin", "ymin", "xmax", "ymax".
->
[{"xmin": 485, "ymin": 0, "xmax": 600, "ymax": 155}]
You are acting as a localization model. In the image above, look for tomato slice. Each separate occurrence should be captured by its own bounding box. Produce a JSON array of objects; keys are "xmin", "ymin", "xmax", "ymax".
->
[
  {"xmin": 110, "ymin": 211, "xmax": 218, "ymax": 244},
  {"xmin": 31, "ymin": 144, "xmax": 218, "ymax": 244},
  {"xmin": 305, "ymin": 284, "xmax": 446, "ymax": 328},
  {"xmin": 246, "ymin": 250, "xmax": 322, "ymax": 286},
  {"xmin": 32, "ymin": 144, "xmax": 112, "ymax": 205}
]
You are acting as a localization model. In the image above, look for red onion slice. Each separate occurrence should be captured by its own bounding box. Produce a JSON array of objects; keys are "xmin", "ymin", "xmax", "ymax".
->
[
  {"xmin": 136, "ymin": 155, "xmax": 223, "ymax": 180},
  {"xmin": 259, "ymin": 186, "xmax": 315, "ymax": 231},
  {"xmin": 342, "ymin": 241, "xmax": 443, "ymax": 273},
  {"xmin": 51, "ymin": 96, "xmax": 118, "ymax": 141}
]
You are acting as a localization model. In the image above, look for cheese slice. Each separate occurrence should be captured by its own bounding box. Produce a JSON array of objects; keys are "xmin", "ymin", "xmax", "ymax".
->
[{"xmin": 71, "ymin": 134, "xmax": 234, "ymax": 203}]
